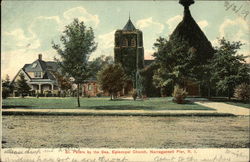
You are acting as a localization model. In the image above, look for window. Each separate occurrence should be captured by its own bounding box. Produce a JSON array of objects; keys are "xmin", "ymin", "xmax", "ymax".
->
[
  {"xmin": 88, "ymin": 84, "xmax": 92, "ymax": 91},
  {"xmin": 122, "ymin": 39, "xmax": 128, "ymax": 47},
  {"xmin": 32, "ymin": 63, "xmax": 37, "ymax": 68},
  {"xmin": 34, "ymin": 72, "xmax": 41, "ymax": 78},
  {"xmin": 131, "ymin": 38, "xmax": 136, "ymax": 47}
]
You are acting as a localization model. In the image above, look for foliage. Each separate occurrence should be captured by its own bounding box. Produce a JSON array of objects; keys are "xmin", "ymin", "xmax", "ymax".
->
[
  {"xmin": 211, "ymin": 38, "xmax": 249, "ymax": 100},
  {"xmin": 132, "ymin": 89, "xmax": 137, "ymax": 101},
  {"xmin": 52, "ymin": 71, "xmax": 72, "ymax": 91},
  {"xmin": 234, "ymin": 83, "xmax": 250, "ymax": 102},
  {"xmin": 88, "ymin": 55, "xmax": 113, "ymax": 77},
  {"xmin": 172, "ymin": 85, "xmax": 188, "ymax": 104},
  {"xmin": 2, "ymin": 87, "xmax": 10, "ymax": 99},
  {"xmin": 136, "ymin": 70, "xmax": 144, "ymax": 98},
  {"xmin": 97, "ymin": 64, "xmax": 126, "ymax": 100},
  {"xmin": 16, "ymin": 73, "xmax": 31, "ymax": 98},
  {"xmin": 96, "ymin": 93, "xmax": 102, "ymax": 97},
  {"xmin": 52, "ymin": 18, "xmax": 97, "ymax": 107},
  {"xmin": 2, "ymin": 75, "xmax": 14, "ymax": 99},
  {"xmin": 139, "ymin": 63, "xmax": 161, "ymax": 97},
  {"xmin": 152, "ymin": 7, "xmax": 215, "ymax": 96},
  {"xmin": 152, "ymin": 37, "xmax": 194, "ymax": 90}
]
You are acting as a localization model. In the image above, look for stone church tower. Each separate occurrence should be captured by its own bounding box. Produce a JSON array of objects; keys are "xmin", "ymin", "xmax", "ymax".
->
[{"xmin": 114, "ymin": 17, "xmax": 144, "ymax": 89}]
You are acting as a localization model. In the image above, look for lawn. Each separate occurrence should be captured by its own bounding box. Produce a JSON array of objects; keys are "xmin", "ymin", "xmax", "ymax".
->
[{"xmin": 2, "ymin": 97, "xmax": 214, "ymax": 110}]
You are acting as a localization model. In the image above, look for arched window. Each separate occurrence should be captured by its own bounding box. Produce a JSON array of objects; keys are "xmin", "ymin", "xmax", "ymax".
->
[
  {"xmin": 131, "ymin": 38, "xmax": 136, "ymax": 47},
  {"xmin": 88, "ymin": 84, "xmax": 92, "ymax": 91},
  {"xmin": 122, "ymin": 39, "xmax": 128, "ymax": 47}
]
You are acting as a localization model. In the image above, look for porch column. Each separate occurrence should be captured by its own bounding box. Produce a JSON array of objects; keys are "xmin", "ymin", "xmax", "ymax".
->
[
  {"xmin": 51, "ymin": 84, "xmax": 54, "ymax": 91},
  {"xmin": 38, "ymin": 84, "xmax": 41, "ymax": 93}
]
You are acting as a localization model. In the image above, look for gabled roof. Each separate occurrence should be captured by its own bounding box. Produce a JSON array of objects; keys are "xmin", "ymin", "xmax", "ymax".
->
[
  {"xmin": 12, "ymin": 68, "xmax": 31, "ymax": 83},
  {"xmin": 24, "ymin": 59, "xmax": 47, "ymax": 72},
  {"xmin": 20, "ymin": 58, "xmax": 59, "ymax": 81},
  {"xmin": 46, "ymin": 61, "xmax": 59, "ymax": 71},
  {"xmin": 23, "ymin": 59, "xmax": 58, "ymax": 72},
  {"xmin": 123, "ymin": 18, "xmax": 136, "ymax": 31}
]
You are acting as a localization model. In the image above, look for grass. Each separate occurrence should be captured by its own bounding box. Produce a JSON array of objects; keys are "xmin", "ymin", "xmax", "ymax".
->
[{"xmin": 2, "ymin": 97, "xmax": 214, "ymax": 111}]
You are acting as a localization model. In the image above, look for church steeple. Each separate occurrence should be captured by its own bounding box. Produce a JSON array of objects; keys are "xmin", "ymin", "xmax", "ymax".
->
[
  {"xmin": 123, "ymin": 15, "xmax": 136, "ymax": 31},
  {"xmin": 179, "ymin": 0, "xmax": 194, "ymax": 10}
]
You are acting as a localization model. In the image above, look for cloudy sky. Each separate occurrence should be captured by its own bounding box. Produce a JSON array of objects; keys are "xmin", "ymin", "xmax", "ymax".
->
[{"xmin": 2, "ymin": 1, "xmax": 250, "ymax": 79}]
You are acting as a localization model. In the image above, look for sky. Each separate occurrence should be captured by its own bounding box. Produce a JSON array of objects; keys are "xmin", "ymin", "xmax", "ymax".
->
[{"xmin": 2, "ymin": 0, "xmax": 250, "ymax": 79}]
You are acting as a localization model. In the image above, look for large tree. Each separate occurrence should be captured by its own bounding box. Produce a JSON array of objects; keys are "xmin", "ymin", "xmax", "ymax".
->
[
  {"xmin": 211, "ymin": 38, "xmax": 249, "ymax": 100},
  {"xmin": 152, "ymin": 37, "xmax": 192, "ymax": 91},
  {"xmin": 97, "ymin": 64, "xmax": 126, "ymax": 100},
  {"xmin": 88, "ymin": 55, "xmax": 113, "ymax": 77},
  {"xmin": 52, "ymin": 18, "xmax": 97, "ymax": 107},
  {"xmin": 16, "ymin": 73, "xmax": 31, "ymax": 98}
]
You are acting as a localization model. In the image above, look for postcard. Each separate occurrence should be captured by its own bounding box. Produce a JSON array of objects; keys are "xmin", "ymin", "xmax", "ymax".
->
[{"xmin": 1, "ymin": 0, "xmax": 249, "ymax": 162}]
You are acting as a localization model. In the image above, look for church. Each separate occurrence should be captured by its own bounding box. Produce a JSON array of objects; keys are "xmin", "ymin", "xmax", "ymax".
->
[
  {"xmin": 112, "ymin": 0, "xmax": 214, "ymax": 97},
  {"xmin": 114, "ymin": 16, "xmax": 154, "ymax": 95}
]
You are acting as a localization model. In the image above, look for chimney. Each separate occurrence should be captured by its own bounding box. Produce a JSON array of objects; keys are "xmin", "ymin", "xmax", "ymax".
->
[{"xmin": 38, "ymin": 54, "xmax": 42, "ymax": 60}]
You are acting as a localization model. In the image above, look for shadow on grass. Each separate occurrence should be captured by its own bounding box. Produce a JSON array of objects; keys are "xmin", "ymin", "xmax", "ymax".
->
[
  {"xmin": 2, "ymin": 105, "xmax": 31, "ymax": 109},
  {"xmin": 86, "ymin": 105, "xmax": 154, "ymax": 110}
]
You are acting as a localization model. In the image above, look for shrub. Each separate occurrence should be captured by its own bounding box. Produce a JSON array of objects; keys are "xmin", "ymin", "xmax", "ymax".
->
[
  {"xmin": 234, "ymin": 83, "xmax": 250, "ymax": 102},
  {"xmin": 172, "ymin": 85, "xmax": 188, "ymax": 104},
  {"xmin": 2, "ymin": 87, "xmax": 10, "ymax": 99},
  {"xmin": 96, "ymin": 93, "xmax": 102, "ymax": 97},
  {"xmin": 132, "ymin": 89, "xmax": 137, "ymax": 101},
  {"xmin": 44, "ymin": 90, "xmax": 52, "ymax": 97}
]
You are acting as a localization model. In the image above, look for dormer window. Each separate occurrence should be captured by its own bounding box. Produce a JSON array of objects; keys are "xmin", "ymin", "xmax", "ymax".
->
[
  {"xmin": 34, "ymin": 72, "xmax": 42, "ymax": 78},
  {"xmin": 32, "ymin": 63, "xmax": 37, "ymax": 68}
]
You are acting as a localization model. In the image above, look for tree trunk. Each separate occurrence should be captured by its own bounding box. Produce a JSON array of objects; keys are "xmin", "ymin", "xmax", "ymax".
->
[
  {"xmin": 77, "ymin": 83, "xmax": 80, "ymax": 107},
  {"xmin": 207, "ymin": 82, "xmax": 211, "ymax": 99},
  {"xmin": 208, "ymin": 87, "xmax": 211, "ymax": 99},
  {"xmin": 228, "ymin": 88, "xmax": 231, "ymax": 101}
]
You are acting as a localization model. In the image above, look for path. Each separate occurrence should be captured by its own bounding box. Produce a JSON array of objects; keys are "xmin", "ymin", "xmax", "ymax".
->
[{"xmin": 195, "ymin": 101, "xmax": 249, "ymax": 116}]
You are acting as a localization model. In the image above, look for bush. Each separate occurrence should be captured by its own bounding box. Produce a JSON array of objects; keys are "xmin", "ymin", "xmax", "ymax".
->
[
  {"xmin": 96, "ymin": 93, "xmax": 102, "ymax": 97},
  {"xmin": 2, "ymin": 87, "xmax": 10, "ymax": 99},
  {"xmin": 234, "ymin": 83, "xmax": 250, "ymax": 102},
  {"xmin": 172, "ymin": 85, "xmax": 188, "ymax": 104},
  {"xmin": 44, "ymin": 90, "xmax": 52, "ymax": 97},
  {"xmin": 132, "ymin": 89, "xmax": 137, "ymax": 101}
]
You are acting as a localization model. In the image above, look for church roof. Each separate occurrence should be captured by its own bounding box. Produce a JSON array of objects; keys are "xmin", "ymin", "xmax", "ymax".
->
[
  {"xmin": 170, "ymin": 0, "xmax": 214, "ymax": 61},
  {"xmin": 123, "ymin": 18, "xmax": 136, "ymax": 31}
]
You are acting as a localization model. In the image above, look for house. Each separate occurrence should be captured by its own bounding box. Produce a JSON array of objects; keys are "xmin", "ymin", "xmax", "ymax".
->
[
  {"xmin": 82, "ymin": 78, "xmax": 108, "ymax": 97},
  {"xmin": 12, "ymin": 54, "xmax": 59, "ymax": 96}
]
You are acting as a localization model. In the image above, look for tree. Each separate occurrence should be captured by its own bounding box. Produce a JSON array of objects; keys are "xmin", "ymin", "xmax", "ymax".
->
[
  {"xmin": 52, "ymin": 19, "xmax": 97, "ymax": 107},
  {"xmin": 2, "ymin": 75, "xmax": 14, "ymax": 99},
  {"xmin": 97, "ymin": 64, "xmax": 126, "ymax": 100},
  {"xmin": 88, "ymin": 55, "xmax": 113, "ymax": 77},
  {"xmin": 211, "ymin": 38, "xmax": 249, "ymax": 100},
  {"xmin": 152, "ymin": 37, "xmax": 192, "ymax": 91},
  {"xmin": 234, "ymin": 83, "xmax": 250, "ymax": 102},
  {"xmin": 16, "ymin": 73, "xmax": 31, "ymax": 98},
  {"xmin": 52, "ymin": 71, "xmax": 72, "ymax": 96}
]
